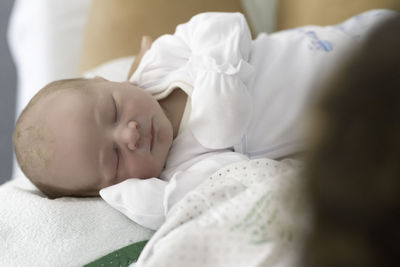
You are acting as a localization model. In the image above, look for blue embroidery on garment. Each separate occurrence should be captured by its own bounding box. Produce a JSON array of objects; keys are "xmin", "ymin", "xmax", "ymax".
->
[{"xmin": 302, "ymin": 30, "xmax": 334, "ymax": 52}]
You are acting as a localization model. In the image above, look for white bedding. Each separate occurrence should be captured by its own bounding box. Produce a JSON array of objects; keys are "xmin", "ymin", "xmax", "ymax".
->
[{"xmin": 135, "ymin": 158, "xmax": 307, "ymax": 267}]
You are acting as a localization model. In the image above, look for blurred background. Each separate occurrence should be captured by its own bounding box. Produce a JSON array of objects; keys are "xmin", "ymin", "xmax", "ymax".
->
[{"xmin": 0, "ymin": 0, "xmax": 16, "ymax": 185}]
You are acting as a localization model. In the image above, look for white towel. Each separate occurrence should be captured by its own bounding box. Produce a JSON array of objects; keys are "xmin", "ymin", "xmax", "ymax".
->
[{"xmin": 0, "ymin": 180, "xmax": 153, "ymax": 267}]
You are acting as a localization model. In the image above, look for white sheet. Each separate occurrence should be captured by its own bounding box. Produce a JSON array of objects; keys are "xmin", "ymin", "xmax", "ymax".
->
[{"xmin": 134, "ymin": 158, "xmax": 307, "ymax": 267}]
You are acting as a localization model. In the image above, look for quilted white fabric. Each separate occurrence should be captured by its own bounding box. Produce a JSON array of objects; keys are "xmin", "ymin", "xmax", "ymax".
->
[{"xmin": 135, "ymin": 158, "xmax": 307, "ymax": 267}]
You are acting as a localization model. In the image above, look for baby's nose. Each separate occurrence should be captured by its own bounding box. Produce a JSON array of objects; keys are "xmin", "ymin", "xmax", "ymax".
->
[{"xmin": 122, "ymin": 121, "xmax": 140, "ymax": 150}]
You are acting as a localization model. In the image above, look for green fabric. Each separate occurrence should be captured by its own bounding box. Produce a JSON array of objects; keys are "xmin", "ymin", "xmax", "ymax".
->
[{"xmin": 84, "ymin": 240, "xmax": 148, "ymax": 267}]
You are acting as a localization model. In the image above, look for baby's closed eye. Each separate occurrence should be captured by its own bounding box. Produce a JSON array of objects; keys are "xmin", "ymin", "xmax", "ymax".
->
[
  {"xmin": 113, "ymin": 144, "xmax": 120, "ymax": 180},
  {"xmin": 112, "ymin": 96, "xmax": 119, "ymax": 122}
]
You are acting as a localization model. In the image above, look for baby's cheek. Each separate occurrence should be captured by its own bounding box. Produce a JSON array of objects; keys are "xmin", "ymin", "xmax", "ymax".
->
[
  {"xmin": 127, "ymin": 155, "xmax": 159, "ymax": 179},
  {"xmin": 81, "ymin": 184, "xmax": 103, "ymax": 197},
  {"xmin": 157, "ymin": 126, "xmax": 173, "ymax": 145},
  {"xmin": 114, "ymin": 176, "xmax": 130, "ymax": 186},
  {"xmin": 139, "ymin": 160, "xmax": 160, "ymax": 179}
]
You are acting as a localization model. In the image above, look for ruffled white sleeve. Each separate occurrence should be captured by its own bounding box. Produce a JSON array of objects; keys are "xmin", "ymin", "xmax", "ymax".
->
[
  {"xmin": 131, "ymin": 12, "xmax": 254, "ymax": 149},
  {"xmin": 99, "ymin": 151, "xmax": 248, "ymax": 230}
]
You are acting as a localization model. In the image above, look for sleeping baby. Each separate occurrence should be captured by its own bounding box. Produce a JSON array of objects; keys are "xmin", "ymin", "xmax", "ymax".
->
[{"xmin": 13, "ymin": 10, "xmax": 398, "ymax": 229}]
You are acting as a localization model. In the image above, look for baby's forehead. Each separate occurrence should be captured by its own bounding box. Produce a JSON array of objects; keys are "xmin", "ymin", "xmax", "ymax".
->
[
  {"xmin": 46, "ymin": 83, "xmax": 97, "ymax": 104},
  {"xmin": 32, "ymin": 88, "xmax": 89, "ymax": 123},
  {"xmin": 59, "ymin": 81, "xmax": 99, "ymax": 97},
  {"xmin": 30, "ymin": 79, "xmax": 107, "ymax": 124}
]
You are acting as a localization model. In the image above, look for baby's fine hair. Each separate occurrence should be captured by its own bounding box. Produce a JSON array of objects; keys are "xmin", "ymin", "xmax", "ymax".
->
[{"xmin": 13, "ymin": 78, "xmax": 92, "ymax": 198}]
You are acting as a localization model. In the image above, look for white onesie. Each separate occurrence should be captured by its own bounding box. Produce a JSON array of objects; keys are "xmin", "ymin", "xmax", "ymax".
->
[{"xmin": 100, "ymin": 10, "xmax": 398, "ymax": 230}]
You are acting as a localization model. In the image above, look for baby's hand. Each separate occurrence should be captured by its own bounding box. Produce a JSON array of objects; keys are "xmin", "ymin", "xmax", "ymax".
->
[{"xmin": 127, "ymin": 36, "xmax": 153, "ymax": 80}]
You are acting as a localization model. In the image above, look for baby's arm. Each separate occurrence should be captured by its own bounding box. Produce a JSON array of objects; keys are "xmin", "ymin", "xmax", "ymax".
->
[{"xmin": 126, "ymin": 36, "xmax": 153, "ymax": 80}]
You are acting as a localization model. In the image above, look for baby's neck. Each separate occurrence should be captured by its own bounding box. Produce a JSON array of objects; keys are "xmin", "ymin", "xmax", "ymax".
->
[{"xmin": 158, "ymin": 88, "xmax": 187, "ymax": 139}]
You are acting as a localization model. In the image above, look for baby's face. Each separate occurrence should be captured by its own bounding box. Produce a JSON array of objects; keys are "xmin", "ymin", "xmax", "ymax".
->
[{"xmin": 35, "ymin": 78, "xmax": 173, "ymax": 196}]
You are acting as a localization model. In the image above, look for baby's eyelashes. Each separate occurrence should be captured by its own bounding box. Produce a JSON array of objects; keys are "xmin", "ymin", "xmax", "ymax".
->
[
  {"xmin": 112, "ymin": 145, "xmax": 120, "ymax": 180},
  {"xmin": 112, "ymin": 96, "xmax": 119, "ymax": 122}
]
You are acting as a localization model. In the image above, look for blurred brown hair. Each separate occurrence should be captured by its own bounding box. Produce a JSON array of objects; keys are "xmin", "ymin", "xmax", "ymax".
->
[{"xmin": 302, "ymin": 12, "xmax": 400, "ymax": 267}]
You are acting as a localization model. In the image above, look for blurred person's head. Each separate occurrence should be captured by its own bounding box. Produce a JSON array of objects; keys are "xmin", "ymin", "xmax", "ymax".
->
[{"xmin": 302, "ymin": 13, "xmax": 400, "ymax": 267}]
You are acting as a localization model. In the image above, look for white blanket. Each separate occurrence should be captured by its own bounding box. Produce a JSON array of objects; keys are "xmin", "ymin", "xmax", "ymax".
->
[
  {"xmin": 135, "ymin": 158, "xmax": 307, "ymax": 267},
  {"xmin": 0, "ymin": 180, "xmax": 153, "ymax": 267}
]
